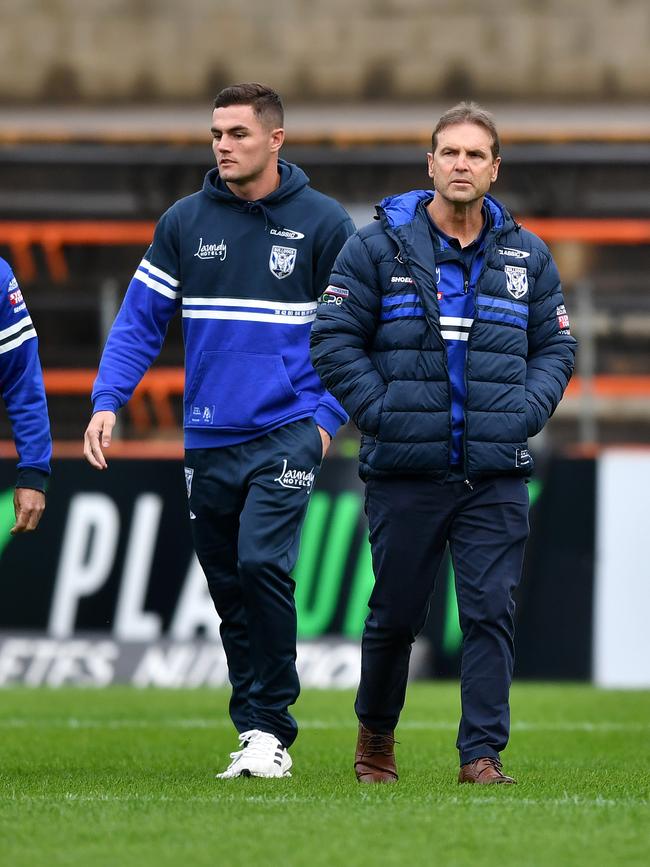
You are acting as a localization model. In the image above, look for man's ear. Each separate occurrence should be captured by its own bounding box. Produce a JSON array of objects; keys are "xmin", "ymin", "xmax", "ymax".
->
[{"xmin": 270, "ymin": 128, "xmax": 285, "ymax": 153}]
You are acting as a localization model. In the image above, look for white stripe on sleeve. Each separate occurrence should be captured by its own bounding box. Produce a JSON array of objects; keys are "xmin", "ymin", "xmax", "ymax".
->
[
  {"xmin": 0, "ymin": 315, "xmax": 34, "ymax": 342},
  {"xmin": 0, "ymin": 327, "xmax": 37, "ymax": 355}
]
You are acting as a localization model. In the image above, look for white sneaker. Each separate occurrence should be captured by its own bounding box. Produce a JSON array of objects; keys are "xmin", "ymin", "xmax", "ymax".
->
[{"xmin": 216, "ymin": 729, "xmax": 292, "ymax": 779}]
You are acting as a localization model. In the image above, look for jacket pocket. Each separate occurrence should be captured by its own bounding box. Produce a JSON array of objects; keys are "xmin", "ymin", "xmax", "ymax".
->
[{"xmin": 185, "ymin": 350, "xmax": 298, "ymax": 431}]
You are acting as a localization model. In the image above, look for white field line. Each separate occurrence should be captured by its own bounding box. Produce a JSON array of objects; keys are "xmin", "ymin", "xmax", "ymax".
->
[
  {"xmin": 0, "ymin": 793, "xmax": 647, "ymax": 808},
  {"xmin": 0, "ymin": 718, "xmax": 649, "ymax": 732}
]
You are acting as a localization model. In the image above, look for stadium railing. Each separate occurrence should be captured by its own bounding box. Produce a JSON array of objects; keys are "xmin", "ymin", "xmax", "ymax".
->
[{"xmin": 1, "ymin": 218, "xmax": 649, "ymax": 444}]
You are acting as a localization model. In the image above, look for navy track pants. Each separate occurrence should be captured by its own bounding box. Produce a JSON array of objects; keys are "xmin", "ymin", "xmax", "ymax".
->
[
  {"xmin": 355, "ymin": 474, "xmax": 529, "ymax": 765},
  {"xmin": 185, "ymin": 418, "xmax": 323, "ymax": 748}
]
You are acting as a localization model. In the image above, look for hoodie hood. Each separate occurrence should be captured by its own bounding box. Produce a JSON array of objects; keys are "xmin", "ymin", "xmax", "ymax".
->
[
  {"xmin": 202, "ymin": 159, "xmax": 310, "ymax": 232},
  {"xmin": 203, "ymin": 159, "xmax": 310, "ymax": 206},
  {"xmin": 378, "ymin": 189, "xmax": 510, "ymax": 233}
]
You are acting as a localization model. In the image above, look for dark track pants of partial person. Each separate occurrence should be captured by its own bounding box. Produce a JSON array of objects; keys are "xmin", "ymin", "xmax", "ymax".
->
[
  {"xmin": 355, "ymin": 474, "xmax": 530, "ymax": 765},
  {"xmin": 184, "ymin": 418, "xmax": 323, "ymax": 748}
]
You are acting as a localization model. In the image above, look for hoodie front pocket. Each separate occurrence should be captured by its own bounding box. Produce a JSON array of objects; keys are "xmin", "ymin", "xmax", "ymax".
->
[{"xmin": 185, "ymin": 350, "xmax": 298, "ymax": 431}]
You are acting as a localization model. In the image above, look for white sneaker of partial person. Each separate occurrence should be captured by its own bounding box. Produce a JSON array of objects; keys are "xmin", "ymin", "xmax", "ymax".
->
[{"xmin": 216, "ymin": 729, "xmax": 292, "ymax": 779}]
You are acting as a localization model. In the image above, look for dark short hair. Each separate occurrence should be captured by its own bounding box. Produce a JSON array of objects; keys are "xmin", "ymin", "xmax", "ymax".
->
[
  {"xmin": 213, "ymin": 83, "xmax": 284, "ymax": 129},
  {"xmin": 432, "ymin": 101, "xmax": 500, "ymax": 159}
]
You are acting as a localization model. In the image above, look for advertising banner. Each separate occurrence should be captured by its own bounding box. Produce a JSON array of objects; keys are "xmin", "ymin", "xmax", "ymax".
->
[{"xmin": 0, "ymin": 455, "xmax": 596, "ymax": 685}]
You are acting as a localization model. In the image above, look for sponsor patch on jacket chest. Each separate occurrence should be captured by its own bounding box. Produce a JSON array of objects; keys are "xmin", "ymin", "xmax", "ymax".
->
[
  {"xmin": 504, "ymin": 264, "xmax": 528, "ymax": 299},
  {"xmin": 269, "ymin": 245, "xmax": 297, "ymax": 279},
  {"xmin": 498, "ymin": 247, "xmax": 530, "ymax": 260}
]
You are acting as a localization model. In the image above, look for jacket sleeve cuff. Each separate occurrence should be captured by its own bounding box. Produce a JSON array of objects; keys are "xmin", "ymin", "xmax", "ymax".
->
[
  {"xmin": 92, "ymin": 396, "xmax": 120, "ymax": 414},
  {"xmin": 313, "ymin": 404, "xmax": 347, "ymax": 439},
  {"xmin": 16, "ymin": 467, "xmax": 49, "ymax": 493}
]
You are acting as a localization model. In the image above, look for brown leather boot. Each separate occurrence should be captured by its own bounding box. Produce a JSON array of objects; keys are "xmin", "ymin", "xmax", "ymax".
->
[
  {"xmin": 458, "ymin": 756, "xmax": 516, "ymax": 784},
  {"xmin": 354, "ymin": 722, "xmax": 398, "ymax": 783}
]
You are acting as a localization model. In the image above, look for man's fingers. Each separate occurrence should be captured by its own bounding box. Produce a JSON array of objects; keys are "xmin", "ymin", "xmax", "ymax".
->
[
  {"xmin": 11, "ymin": 489, "xmax": 46, "ymax": 534},
  {"xmin": 100, "ymin": 415, "xmax": 115, "ymax": 449},
  {"xmin": 83, "ymin": 412, "xmax": 116, "ymax": 470},
  {"xmin": 84, "ymin": 427, "xmax": 106, "ymax": 469}
]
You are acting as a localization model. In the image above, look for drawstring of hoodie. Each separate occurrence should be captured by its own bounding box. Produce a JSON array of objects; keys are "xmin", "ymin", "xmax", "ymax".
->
[{"xmin": 244, "ymin": 200, "xmax": 288, "ymax": 235}]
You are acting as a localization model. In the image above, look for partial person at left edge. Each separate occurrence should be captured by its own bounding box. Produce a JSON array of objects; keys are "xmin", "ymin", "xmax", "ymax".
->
[{"xmin": 0, "ymin": 257, "xmax": 51, "ymax": 534}]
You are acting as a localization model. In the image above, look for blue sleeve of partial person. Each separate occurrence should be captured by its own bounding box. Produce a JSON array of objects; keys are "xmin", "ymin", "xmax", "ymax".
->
[
  {"xmin": 91, "ymin": 207, "xmax": 182, "ymax": 414},
  {"xmin": 0, "ymin": 260, "xmax": 52, "ymax": 490},
  {"xmin": 311, "ymin": 231, "xmax": 387, "ymax": 436},
  {"xmin": 312, "ymin": 213, "xmax": 357, "ymax": 437}
]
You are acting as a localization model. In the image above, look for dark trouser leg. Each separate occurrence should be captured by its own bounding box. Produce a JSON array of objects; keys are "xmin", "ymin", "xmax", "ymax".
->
[
  {"xmin": 236, "ymin": 419, "xmax": 323, "ymax": 748},
  {"xmin": 450, "ymin": 477, "xmax": 529, "ymax": 765},
  {"xmin": 355, "ymin": 477, "xmax": 450, "ymax": 733},
  {"xmin": 185, "ymin": 448, "xmax": 253, "ymax": 736}
]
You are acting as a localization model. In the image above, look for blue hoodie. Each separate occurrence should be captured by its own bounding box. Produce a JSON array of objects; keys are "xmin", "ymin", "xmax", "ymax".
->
[
  {"xmin": 0, "ymin": 257, "xmax": 51, "ymax": 489},
  {"xmin": 93, "ymin": 160, "xmax": 355, "ymax": 446}
]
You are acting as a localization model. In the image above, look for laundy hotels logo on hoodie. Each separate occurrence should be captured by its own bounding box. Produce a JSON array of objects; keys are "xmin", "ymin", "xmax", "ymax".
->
[{"xmin": 269, "ymin": 246, "xmax": 297, "ymax": 279}]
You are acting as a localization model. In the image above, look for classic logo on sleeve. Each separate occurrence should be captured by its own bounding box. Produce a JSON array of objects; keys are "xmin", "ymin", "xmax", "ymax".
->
[
  {"xmin": 269, "ymin": 246, "xmax": 297, "ymax": 279},
  {"xmin": 504, "ymin": 265, "xmax": 528, "ymax": 299},
  {"xmin": 556, "ymin": 304, "xmax": 571, "ymax": 334}
]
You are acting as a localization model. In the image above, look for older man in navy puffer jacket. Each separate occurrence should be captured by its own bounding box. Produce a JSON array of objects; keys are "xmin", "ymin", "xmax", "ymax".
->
[{"xmin": 311, "ymin": 102, "xmax": 576, "ymax": 786}]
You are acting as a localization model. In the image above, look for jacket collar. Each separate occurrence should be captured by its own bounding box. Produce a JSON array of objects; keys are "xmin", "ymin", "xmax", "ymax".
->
[{"xmin": 376, "ymin": 190, "xmax": 515, "ymax": 324}]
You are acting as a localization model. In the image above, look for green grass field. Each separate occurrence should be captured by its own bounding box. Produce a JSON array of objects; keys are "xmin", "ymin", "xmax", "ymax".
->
[{"xmin": 0, "ymin": 684, "xmax": 649, "ymax": 867}]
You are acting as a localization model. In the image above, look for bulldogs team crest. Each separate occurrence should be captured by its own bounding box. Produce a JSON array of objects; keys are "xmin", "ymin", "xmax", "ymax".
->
[
  {"xmin": 269, "ymin": 245, "xmax": 297, "ymax": 280},
  {"xmin": 184, "ymin": 467, "xmax": 194, "ymax": 498},
  {"xmin": 504, "ymin": 264, "xmax": 528, "ymax": 299}
]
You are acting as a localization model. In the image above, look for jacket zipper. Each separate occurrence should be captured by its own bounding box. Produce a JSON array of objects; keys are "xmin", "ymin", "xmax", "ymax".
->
[{"xmin": 461, "ymin": 226, "xmax": 502, "ymax": 484}]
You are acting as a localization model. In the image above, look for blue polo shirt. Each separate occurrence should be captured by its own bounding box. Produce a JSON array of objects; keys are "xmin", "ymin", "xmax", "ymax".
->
[{"xmin": 426, "ymin": 205, "xmax": 491, "ymax": 471}]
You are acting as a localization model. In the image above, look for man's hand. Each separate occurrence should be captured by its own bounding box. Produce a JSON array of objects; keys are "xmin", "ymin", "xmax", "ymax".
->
[
  {"xmin": 317, "ymin": 425, "xmax": 332, "ymax": 460},
  {"xmin": 84, "ymin": 411, "xmax": 116, "ymax": 470},
  {"xmin": 11, "ymin": 488, "xmax": 46, "ymax": 535}
]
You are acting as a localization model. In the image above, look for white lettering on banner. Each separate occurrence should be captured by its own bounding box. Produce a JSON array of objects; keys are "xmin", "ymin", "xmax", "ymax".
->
[
  {"xmin": 131, "ymin": 644, "xmax": 230, "ymax": 688},
  {"xmin": 169, "ymin": 556, "xmax": 221, "ymax": 640},
  {"xmin": 0, "ymin": 637, "xmax": 431, "ymax": 687},
  {"xmin": 296, "ymin": 643, "xmax": 361, "ymax": 688},
  {"xmin": 114, "ymin": 495, "xmax": 163, "ymax": 641},
  {"xmin": 49, "ymin": 494, "xmax": 120, "ymax": 638},
  {"xmin": 0, "ymin": 638, "xmax": 118, "ymax": 687}
]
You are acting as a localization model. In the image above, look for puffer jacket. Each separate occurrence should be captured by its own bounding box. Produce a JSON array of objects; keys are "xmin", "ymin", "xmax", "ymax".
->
[{"xmin": 310, "ymin": 190, "xmax": 576, "ymax": 481}]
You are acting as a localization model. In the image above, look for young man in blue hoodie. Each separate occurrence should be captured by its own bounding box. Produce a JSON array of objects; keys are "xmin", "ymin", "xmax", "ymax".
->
[
  {"xmin": 84, "ymin": 83, "xmax": 354, "ymax": 778},
  {"xmin": 311, "ymin": 103, "xmax": 576, "ymax": 785}
]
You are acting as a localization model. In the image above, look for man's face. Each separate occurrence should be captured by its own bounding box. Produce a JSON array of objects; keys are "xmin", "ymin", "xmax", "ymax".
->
[
  {"xmin": 211, "ymin": 104, "xmax": 283, "ymax": 186},
  {"xmin": 427, "ymin": 122, "xmax": 500, "ymax": 205}
]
